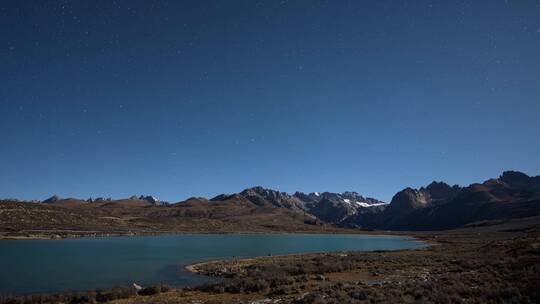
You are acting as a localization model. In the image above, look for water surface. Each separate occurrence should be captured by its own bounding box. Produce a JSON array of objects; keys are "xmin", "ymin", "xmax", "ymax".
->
[{"xmin": 0, "ymin": 233, "xmax": 424, "ymax": 294}]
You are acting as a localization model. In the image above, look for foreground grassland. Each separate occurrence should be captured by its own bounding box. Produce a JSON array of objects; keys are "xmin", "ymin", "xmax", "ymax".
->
[{"xmin": 2, "ymin": 216, "xmax": 539, "ymax": 304}]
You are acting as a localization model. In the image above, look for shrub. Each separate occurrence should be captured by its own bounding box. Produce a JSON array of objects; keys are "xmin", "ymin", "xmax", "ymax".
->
[
  {"xmin": 137, "ymin": 284, "xmax": 171, "ymax": 296},
  {"xmin": 95, "ymin": 287, "xmax": 136, "ymax": 302}
]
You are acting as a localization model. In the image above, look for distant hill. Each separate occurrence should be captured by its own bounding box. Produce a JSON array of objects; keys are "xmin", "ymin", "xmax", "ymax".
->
[{"xmin": 41, "ymin": 194, "xmax": 168, "ymax": 208}]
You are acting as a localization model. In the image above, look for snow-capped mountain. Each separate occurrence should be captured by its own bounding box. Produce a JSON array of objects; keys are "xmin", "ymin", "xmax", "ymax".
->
[
  {"xmin": 216, "ymin": 187, "xmax": 387, "ymax": 224},
  {"xmin": 292, "ymin": 191, "xmax": 387, "ymax": 223}
]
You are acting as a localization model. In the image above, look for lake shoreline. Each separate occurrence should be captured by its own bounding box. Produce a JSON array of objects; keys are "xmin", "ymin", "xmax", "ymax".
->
[
  {"xmin": 183, "ymin": 232, "xmax": 437, "ymax": 272},
  {"xmin": 0, "ymin": 228, "xmax": 398, "ymax": 241},
  {"xmin": 183, "ymin": 238, "xmax": 432, "ymax": 275}
]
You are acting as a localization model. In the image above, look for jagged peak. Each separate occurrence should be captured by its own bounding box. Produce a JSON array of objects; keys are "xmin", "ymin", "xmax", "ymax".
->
[
  {"xmin": 389, "ymin": 187, "xmax": 430, "ymax": 207},
  {"xmin": 501, "ymin": 170, "xmax": 530, "ymax": 178},
  {"xmin": 340, "ymin": 191, "xmax": 366, "ymax": 200},
  {"xmin": 210, "ymin": 193, "xmax": 231, "ymax": 201},
  {"xmin": 42, "ymin": 195, "xmax": 61, "ymax": 203},
  {"xmin": 499, "ymin": 170, "xmax": 530, "ymax": 184},
  {"xmin": 240, "ymin": 187, "xmax": 293, "ymax": 201},
  {"xmin": 497, "ymin": 170, "xmax": 540, "ymax": 192},
  {"xmin": 241, "ymin": 186, "xmax": 284, "ymax": 194},
  {"xmin": 400, "ymin": 187, "xmax": 419, "ymax": 194},
  {"xmin": 425, "ymin": 181, "xmax": 451, "ymax": 189}
]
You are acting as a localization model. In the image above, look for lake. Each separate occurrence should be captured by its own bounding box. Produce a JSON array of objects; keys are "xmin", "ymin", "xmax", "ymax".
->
[{"xmin": 0, "ymin": 233, "xmax": 424, "ymax": 295}]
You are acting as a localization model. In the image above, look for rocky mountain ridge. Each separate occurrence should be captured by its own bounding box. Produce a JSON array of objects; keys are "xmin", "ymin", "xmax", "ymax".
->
[
  {"xmin": 12, "ymin": 170, "xmax": 540, "ymax": 232},
  {"xmin": 210, "ymin": 187, "xmax": 387, "ymax": 224},
  {"xmin": 349, "ymin": 170, "xmax": 540, "ymax": 230}
]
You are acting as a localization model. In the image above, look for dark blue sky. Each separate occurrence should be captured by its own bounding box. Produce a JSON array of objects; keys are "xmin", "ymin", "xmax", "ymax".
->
[{"xmin": 1, "ymin": 0, "xmax": 539, "ymax": 202}]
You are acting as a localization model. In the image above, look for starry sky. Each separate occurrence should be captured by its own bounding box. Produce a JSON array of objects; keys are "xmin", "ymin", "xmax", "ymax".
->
[{"xmin": 1, "ymin": 0, "xmax": 540, "ymax": 203}]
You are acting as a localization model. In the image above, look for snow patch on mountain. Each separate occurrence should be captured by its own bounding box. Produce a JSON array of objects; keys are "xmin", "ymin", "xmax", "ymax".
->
[{"xmin": 354, "ymin": 201, "xmax": 387, "ymax": 208}]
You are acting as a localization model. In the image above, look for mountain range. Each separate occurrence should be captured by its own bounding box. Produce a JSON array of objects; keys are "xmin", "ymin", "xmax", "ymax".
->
[
  {"xmin": 208, "ymin": 170, "xmax": 540, "ymax": 230},
  {"xmin": 1, "ymin": 171, "xmax": 539, "ymax": 236}
]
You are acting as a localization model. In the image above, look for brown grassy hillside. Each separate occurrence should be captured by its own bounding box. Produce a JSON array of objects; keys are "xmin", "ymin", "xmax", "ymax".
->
[{"xmin": 0, "ymin": 198, "xmax": 348, "ymax": 239}]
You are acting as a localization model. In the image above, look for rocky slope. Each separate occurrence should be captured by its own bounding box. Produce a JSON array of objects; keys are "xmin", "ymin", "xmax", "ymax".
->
[{"xmin": 212, "ymin": 187, "xmax": 387, "ymax": 224}]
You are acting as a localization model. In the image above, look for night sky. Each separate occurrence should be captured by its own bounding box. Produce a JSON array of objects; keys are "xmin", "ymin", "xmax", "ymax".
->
[{"xmin": 1, "ymin": 1, "xmax": 539, "ymax": 202}]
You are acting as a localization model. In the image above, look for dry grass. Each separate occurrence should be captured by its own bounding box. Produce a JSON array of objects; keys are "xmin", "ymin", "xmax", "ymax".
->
[{"xmin": 0, "ymin": 199, "xmax": 355, "ymax": 240}]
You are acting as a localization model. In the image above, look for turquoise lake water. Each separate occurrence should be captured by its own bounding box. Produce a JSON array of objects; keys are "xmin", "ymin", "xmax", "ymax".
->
[{"xmin": 0, "ymin": 233, "xmax": 424, "ymax": 295}]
